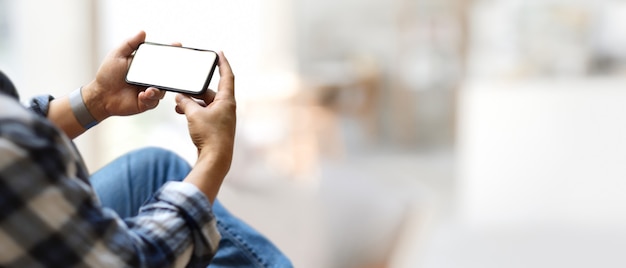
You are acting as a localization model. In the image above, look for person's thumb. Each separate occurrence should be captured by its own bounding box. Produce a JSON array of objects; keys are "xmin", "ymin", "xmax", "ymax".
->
[
  {"xmin": 117, "ymin": 30, "xmax": 146, "ymax": 57},
  {"xmin": 175, "ymin": 93, "xmax": 200, "ymax": 115}
]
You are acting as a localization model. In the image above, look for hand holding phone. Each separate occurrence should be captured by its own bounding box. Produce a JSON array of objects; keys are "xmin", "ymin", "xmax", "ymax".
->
[
  {"xmin": 176, "ymin": 51, "xmax": 236, "ymax": 203},
  {"xmin": 125, "ymin": 42, "xmax": 219, "ymax": 95}
]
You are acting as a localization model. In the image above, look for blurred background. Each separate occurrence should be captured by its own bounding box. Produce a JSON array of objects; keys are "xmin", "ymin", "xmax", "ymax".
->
[{"xmin": 2, "ymin": 0, "xmax": 626, "ymax": 267}]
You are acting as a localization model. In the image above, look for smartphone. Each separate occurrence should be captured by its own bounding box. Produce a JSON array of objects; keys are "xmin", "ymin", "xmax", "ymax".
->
[{"xmin": 125, "ymin": 42, "xmax": 218, "ymax": 95}]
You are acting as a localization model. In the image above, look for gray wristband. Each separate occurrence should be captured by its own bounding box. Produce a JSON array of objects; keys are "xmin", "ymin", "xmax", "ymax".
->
[{"xmin": 69, "ymin": 87, "xmax": 98, "ymax": 129}]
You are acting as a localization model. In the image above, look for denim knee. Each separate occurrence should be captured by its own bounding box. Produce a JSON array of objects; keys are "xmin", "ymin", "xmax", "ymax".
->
[{"xmin": 130, "ymin": 146, "xmax": 190, "ymax": 168}]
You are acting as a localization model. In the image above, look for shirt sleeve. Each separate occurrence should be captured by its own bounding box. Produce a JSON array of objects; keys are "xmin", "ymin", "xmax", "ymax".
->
[
  {"xmin": 0, "ymin": 101, "xmax": 220, "ymax": 268},
  {"xmin": 26, "ymin": 94, "xmax": 55, "ymax": 118}
]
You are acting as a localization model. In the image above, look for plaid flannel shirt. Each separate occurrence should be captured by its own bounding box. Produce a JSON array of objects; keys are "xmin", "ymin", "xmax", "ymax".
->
[{"xmin": 0, "ymin": 94, "xmax": 220, "ymax": 267}]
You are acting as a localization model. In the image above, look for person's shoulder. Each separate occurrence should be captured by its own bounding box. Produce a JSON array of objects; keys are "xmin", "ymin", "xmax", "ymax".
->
[
  {"xmin": 0, "ymin": 94, "xmax": 60, "ymax": 151},
  {"xmin": 0, "ymin": 94, "xmax": 89, "ymax": 185},
  {"xmin": 0, "ymin": 94, "xmax": 40, "ymax": 165},
  {"xmin": 0, "ymin": 94, "xmax": 32, "ymax": 122}
]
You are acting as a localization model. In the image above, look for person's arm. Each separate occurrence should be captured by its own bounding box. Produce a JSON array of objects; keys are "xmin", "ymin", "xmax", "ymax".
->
[
  {"xmin": 175, "ymin": 51, "xmax": 236, "ymax": 204},
  {"xmin": 0, "ymin": 97, "xmax": 220, "ymax": 267},
  {"xmin": 47, "ymin": 31, "xmax": 166, "ymax": 139}
]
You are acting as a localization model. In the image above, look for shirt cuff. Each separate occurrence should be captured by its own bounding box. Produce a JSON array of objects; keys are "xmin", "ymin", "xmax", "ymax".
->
[
  {"xmin": 27, "ymin": 95, "xmax": 55, "ymax": 117},
  {"xmin": 147, "ymin": 181, "xmax": 221, "ymax": 258},
  {"xmin": 152, "ymin": 181, "xmax": 215, "ymax": 221}
]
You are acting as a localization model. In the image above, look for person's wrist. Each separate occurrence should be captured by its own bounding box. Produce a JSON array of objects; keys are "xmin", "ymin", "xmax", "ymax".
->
[
  {"xmin": 81, "ymin": 81, "xmax": 109, "ymax": 122},
  {"xmin": 69, "ymin": 87, "xmax": 98, "ymax": 129},
  {"xmin": 195, "ymin": 147, "xmax": 233, "ymax": 179}
]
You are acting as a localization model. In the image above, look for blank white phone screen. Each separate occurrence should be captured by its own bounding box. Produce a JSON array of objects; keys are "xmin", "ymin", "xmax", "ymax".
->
[{"xmin": 126, "ymin": 43, "xmax": 217, "ymax": 93}]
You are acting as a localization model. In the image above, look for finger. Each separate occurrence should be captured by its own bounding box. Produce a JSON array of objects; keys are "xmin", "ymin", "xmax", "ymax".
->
[
  {"xmin": 138, "ymin": 88, "xmax": 162, "ymax": 101},
  {"xmin": 118, "ymin": 30, "xmax": 146, "ymax": 57},
  {"xmin": 178, "ymin": 98, "xmax": 207, "ymax": 113},
  {"xmin": 204, "ymin": 88, "xmax": 216, "ymax": 103},
  {"xmin": 139, "ymin": 96, "xmax": 159, "ymax": 111},
  {"xmin": 192, "ymin": 88, "xmax": 216, "ymax": 104},
  {"xmin": 147, "ymin": 87, "xmax": 166, "ymax": 100},
  {"xmin": 138, "ymin": 91, "xmax": 160, "ymax": 111},
  {"xmin": 175, "ymin": 94, "xmax": 207, "ymax": 114},
  {"xmin": 214, "ymin": 51, "xmax": 235, "ymax": 101},
  {"xmin": 171, "ymin": 42, "xmax": 183, "ymax": 47},
  {"xmin": 195, "ymin": 99, "xmax": 208, "ymax": 107},
  {"xmin": 175, "ymin": 93, "xmax": 202, "ymax": 115},
  {"xmin": 141, "ymin": 99, "xmax": 159, "ymax": 111}
]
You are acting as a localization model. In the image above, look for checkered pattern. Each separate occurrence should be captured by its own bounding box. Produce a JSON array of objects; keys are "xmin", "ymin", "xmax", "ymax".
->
[{"xmin": 0, "ymin": 95, "xmax": 220, "ymax": 267}]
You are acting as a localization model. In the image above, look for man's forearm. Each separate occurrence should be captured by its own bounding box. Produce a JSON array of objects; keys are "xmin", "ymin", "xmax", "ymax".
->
[
  {"xmin": 47, "ymin": 95, "xmax": 89, "ymax": 139},
  {"xmin": 183, "ymin": 164, "xmax": 226, "ymax": 205}
]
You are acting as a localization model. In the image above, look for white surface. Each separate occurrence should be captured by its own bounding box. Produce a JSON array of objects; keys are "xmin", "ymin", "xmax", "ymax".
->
[
  {"xmin": 420, "ymin": 224, "xmax": 626, "ymax": 268},
  {"xmin": 432, "ymin": 79, "xmax": 626, "ymax": 268},
  {"xmin": 457, "ymin": 79, "xmax": 626, "ymax": 228},
  {"xmin": 9, "ymin": 0, "xmax": 94, "ymax": 100}
]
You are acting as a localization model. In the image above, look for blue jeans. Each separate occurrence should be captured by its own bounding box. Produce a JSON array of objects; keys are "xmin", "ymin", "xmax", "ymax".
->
[{"xmin": 89, "ymin": 147, "xmax": 292, "ymax": 268}]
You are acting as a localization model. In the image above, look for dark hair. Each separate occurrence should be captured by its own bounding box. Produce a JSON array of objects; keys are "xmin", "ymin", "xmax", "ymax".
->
[{"xmin": 0, "ymin": 70, "xmax": 19, "ymax": 100}]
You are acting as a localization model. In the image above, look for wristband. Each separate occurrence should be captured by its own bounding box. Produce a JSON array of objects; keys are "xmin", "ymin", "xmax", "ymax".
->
[{"xmin": 69, "ymin": 87, "xmax": 98, "ymax": 129}]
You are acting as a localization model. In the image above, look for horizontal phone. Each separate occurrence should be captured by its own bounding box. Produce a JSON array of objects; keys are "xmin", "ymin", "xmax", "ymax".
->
[{"xmin": 125, "ymin": 42, "xmax": 218, "ymax": 95}]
